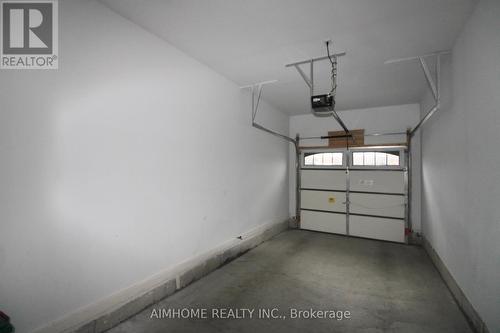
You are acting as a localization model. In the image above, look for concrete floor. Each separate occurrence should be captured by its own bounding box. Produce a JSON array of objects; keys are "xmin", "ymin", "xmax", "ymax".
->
[{"xmin": 107, "ymin": 230, "xmax": 472, "ymax": 333}]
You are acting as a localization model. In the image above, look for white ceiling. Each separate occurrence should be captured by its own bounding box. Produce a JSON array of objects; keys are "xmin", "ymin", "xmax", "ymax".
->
[{"xmin": 101, "ymin": 0, "xmax": 475, "ymax": 115}]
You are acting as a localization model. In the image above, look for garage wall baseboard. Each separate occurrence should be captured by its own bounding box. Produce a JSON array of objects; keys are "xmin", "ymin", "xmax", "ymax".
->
[
  {"xmin": 422, "ymin": 237, "xmax": 490, "ymax": 333},
  {"xmin": 33, "ymin": 219, "xmax": 290, "ymax": 333}
]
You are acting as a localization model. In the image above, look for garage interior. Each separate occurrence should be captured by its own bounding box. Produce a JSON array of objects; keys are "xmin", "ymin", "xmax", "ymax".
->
[{"xmin": 0, "ymin": 0, "xmax": 498, "ymax": 333}]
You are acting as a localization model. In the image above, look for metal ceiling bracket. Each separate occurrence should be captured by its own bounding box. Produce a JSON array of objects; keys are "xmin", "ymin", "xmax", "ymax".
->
[
  {"xmin": 294, "ymin": 64, "xmax": 312, "ymax": 89},
  {"xmin": 285, "ymin": 52, "xmax": 347, "ymax": 67},
  {"xmin": 241, "ymin": 80, "xmax": 301, "ymax": 221},
  {"xmin": 285, "ymin": 52, "xmax": 346, "ymax": 96},
  {"xmin": 419, "ymin": 57, "xmax": 438, "ymax": 102},
  {"xmin": 240, "ymin": 80, "xmax": 297, "ymax": 144},
  {"xmin": 383, "ymin": 50, "xmax": 450, "ymax": 65},
  {"xmin": 384, "ymin": 50, "xmax": 449, "ymax": 137},
  {"xmin": 286, "ymin": 51, "xmax": 353, "ymax": 140}
]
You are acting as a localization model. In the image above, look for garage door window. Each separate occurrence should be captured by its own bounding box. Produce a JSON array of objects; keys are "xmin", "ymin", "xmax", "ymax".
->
[
  {"xmin": 352, "ymin": 151, "xmax": 400, "ymax": 167},
  {"xmin": 304, "ymin": 152, "xmax": 343, "ymax": 166}
]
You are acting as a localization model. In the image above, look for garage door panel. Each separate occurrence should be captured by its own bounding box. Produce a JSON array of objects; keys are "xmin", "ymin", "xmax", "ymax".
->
[
  {"xmin": 301, "ymin": 169, "xmax": 346, "ymax": 191},
  {"xmin": 349, "ymin": 192, "xmax": 405, "ymax": 218},
  {"xmin": 301, "ymin": 210, "xmax": 346, "ymax": 235},
  {"xmin": 349, "ymin": 215, "xmax": 405, "ymax": 243},
  {"xmin": 300, "ymin": 152, "xmax": 407, "ymax": 243},
  {"xmin": 300, "ymin": 190, "xmax": 346, "ymax": 213},
  {"xmin": 350, "ymin": 170, "xmax": 405, "ymax": 194}
]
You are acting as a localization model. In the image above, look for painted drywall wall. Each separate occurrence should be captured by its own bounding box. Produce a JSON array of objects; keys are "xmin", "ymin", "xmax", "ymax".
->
[
  {"xmin": 420, "ymin": 0, "xmax": 500, "ymax": 331},
  {"xmin": 289, "ymin": 104, "xmax": 421, "ymax": 232},
  {"xmin": 0, "ymin": 1, "xmax": 290, "ymax": 332}
]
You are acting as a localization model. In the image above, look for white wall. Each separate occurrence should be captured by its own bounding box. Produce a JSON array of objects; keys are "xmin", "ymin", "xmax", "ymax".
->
[
  {"xmin": 420, "ymin": 0, "xmax": 500, "ymax": 331},
  {"xmin": 289, "ymin": 104, "xmax": 421, "ymax": 232},
  {"xmin": 0, "ymin": 1, "xmax": 290, "ymax": 332}
]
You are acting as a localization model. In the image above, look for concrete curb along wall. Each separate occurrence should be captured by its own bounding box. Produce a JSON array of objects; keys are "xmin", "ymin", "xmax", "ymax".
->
[
  {"xmin": 422, "ymin": 237, "xmax": 490, "ymax": 333},
  {"xmin": 33, "ymin": 220, "xmax": 290, "ymax": 333}
]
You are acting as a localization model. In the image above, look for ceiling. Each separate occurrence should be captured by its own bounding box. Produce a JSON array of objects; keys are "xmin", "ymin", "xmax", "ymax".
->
[{"xmin": 101, "ymin": 0, "xmax": 475, "ymax": 115}]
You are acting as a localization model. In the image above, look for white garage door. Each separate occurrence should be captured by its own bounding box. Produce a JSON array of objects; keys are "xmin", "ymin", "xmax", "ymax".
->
[{"xmin": 300, "ymin": 148, "xmax": 408, "ymax": 243}]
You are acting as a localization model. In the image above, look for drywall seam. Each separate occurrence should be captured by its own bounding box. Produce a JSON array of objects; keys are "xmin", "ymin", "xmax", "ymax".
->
[
  {"xmin": 32, "ymin": 219, "xmax": 290, "ymax": 333},
  {"xmin": 422, "ymin": 237, "xmax": 490, "ymax": 333}
]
